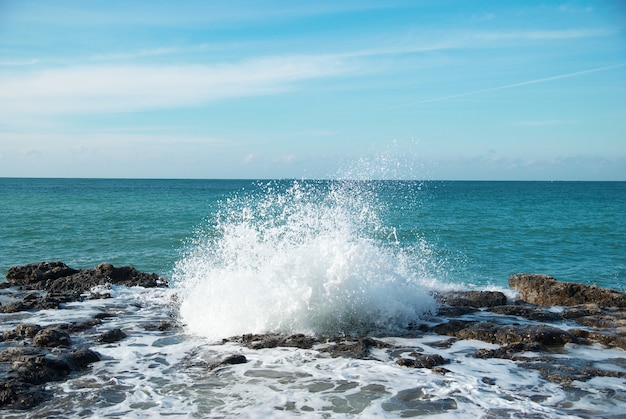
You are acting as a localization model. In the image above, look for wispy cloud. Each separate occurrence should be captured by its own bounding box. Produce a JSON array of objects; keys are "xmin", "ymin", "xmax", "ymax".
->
[
  {"xmin": 395, "ymin": 63, "xmax": 626, "ymax": 107},
  {"xmin": 505, "ymin": 119, "xmax": 577, "ymax": 127},
  {"xmin": 0, "ymin": 54, "xmax": 355, "ymax": 116}
]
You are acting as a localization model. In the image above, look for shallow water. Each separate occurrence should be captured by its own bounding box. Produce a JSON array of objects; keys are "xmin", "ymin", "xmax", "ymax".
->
[{"xmin": 2, "ymin": 286, "xmax": 625, "ymax": 418}]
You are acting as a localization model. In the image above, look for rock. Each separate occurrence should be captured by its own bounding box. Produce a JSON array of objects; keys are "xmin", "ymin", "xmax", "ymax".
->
[
  {"xmin": 320, "ymin": 337, "xmax": 390, "ymax": 359},
  {"xmin": 396, "ymin": 353, "xmax": 448, "ymax": 369},
  {"xmin": 238, "ymin": 333, "xmax": 317, "ymax": 350},
  {"xmin": 9, "ymin": 355, "xmax": 71, "ymax": 385},
  {"xmin": 509, "ymin": 273, "xmax": 626, "ymax": 307},
  {"xmin": 5, "ymin": 262, "xmax": 79, "ymax": 289},
  {"xmin": 0, "ymin": 380, "xmax": 47, "ymax": 409},
  {"xmin": 60, "ymin": 348, "xmax": 101, "ymax": 370},
  {"xmin": 487, "ymin": 304, "xmax": 563, "ymax": 322},
  {"xmin": 33, "ymin": 328, "xmax": 71, "ymax": 348},
  {"xmin": 473, "ymin": 343, "xmax": 548, "ymax": 360},
  {"xmin": 2, "ymin": 324, "xmax": 42, "ymax": 340},
  {"xmin": 207, "ymin": 354, "xmax": 248, "ymax": 371},
  {"xmin": 0, "ymin": 347, "xmax": 100, "ymax": 410},
  {"xmin": 222, "ymin": 354, "xmax": 247, "ymax": 365},
  {"xmin": 97, "ymin": 328, "xmax": 127, "ymax": 344},
  {"xmin": 5, "ymin": 262, "xmax": 168, "ymax": 294},
  {"xmin": 438, "ymin": 291, "xmax": 508, "ymax": 308},
  {"xmin": 431, "ymin": 321, "xmax": 577, "ymax": 347}
]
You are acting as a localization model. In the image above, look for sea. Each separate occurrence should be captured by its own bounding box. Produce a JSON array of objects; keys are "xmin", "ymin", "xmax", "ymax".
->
[{"xmin": 1, "ymin": 177, "xmax": 625, "ymax": 417}]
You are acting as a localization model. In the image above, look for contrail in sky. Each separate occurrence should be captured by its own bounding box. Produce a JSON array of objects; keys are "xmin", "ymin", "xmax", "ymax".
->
[{"xmin": 396, "ymin": 62, "xmax": 626, "ymax": 107}]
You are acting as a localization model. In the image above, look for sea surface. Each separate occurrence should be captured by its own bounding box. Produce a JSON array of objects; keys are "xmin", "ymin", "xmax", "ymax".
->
[{"xmin": 1, "ymin": 178, "xmax": 625, "ymax": 417}]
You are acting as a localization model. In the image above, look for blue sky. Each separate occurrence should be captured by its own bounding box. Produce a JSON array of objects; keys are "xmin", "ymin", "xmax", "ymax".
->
[{"xmin": 0, "ymin": 0, "xmax": 625, "ymax": 180}]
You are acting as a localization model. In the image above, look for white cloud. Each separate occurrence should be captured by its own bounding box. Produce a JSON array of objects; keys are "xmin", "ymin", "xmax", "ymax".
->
[
  {"xmin": 0, "ymin": 54, "xmax": 355, "ymax": 116},
  {"xmin": 242, "ymin": 154, "xmax": 255, "ymax": 165}
]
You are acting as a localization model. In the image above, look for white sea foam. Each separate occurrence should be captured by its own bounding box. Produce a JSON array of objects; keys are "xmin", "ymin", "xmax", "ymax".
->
[{"xmin": 175, "ymin": 180, "xmax": 438, "ymax": 341}]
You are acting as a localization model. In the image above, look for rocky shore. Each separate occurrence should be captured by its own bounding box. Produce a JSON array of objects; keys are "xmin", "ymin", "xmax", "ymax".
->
[
  {"xmin": 0, "ymin": 262, "xmax": 169, "ymax": 409},
  {"xmin": 1, "ymin": 262, "xmax": 625, "ymax": 411}
]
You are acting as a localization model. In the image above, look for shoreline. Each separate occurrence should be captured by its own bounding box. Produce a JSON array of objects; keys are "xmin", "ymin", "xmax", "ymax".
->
[{"xmin": 1, "ymin": 261, "xmax": 625, "ymax": 413}]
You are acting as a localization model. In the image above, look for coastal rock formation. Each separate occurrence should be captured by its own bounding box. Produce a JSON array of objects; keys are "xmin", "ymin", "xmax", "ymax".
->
[
  {"xmin": 1, "ymin": 262, "xmax": 170, "ymax": 410},
  {"xmin": 2, "ymin": 263, "xmax": 626, "ymax": 412},
  {"xmin": 5, "ymin": 261, "xmax": 168, "ymax": 295},
  {"xmin": 509, "ymin": 273, "xmax": 626, "ymax": 307}
]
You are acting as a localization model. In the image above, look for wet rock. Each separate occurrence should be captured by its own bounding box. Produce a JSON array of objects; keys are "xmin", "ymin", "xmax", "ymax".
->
[
  {"xmin": 0, "ymin": 347, "xmax": 100, "ymax": 410},
  {"xmin": 239, "ymin": 333, "xmax": 317, "ymax": 350},
  {"xmin": 509, "ymin": 273, "xmax": 626, "ymax": 307},
  {"xmin": 0, "ymin": 380, "xmax": 47, "ymax": 409},
  {"xmin": 33, "ymin": 328, "xmax": 71, "ymax": 348},
  {"xmin": 473, "ymin": 342, "xmax": 548, "ymax": 360},
  {"xmin": 5, "ymin": 262, "xmax": 79, "ymax": 289},
  {"xmin": 487, "ymin": 304, "xmax": 563, "ymax": 322},
  {"xmin": 396, "ymin": 353, "xmax": 448, "ymax": 369},
  {"xmin": 9, "ymin": 355, "xmax": 71, "ymax": 385},
  {"xmin": 60, "ymin": 348, "xmax": 101, "ymax": 370},
  {"xmin": 97, "ymin": 328, "xmax": 127, "ymax": 344},
  {"xmin": 143, "ymin": 320, "xmax": 177, "ymax": 332},
  {"xmin": 6, "ymin": 262, "xmax": 168, "ymax": 294},
  {"xmin": 2, "ymin": 324, "xmax": 42, "ymax": 340},
  {"xmin": 320, "ymin": 337, "xmax": 390, "ymax": 359},
  {"xmin": 222, "ymin": 354, "xmax": 247, "ymax": 365},
  {"xmin": 438, "ymin": 291, "xmax": 508, "ymax": 308},
  {"xmin": 570, "ymin": 329, "xmax": 626, "ymax": 350},
  {"xmin": 206, "ymin": 354, "xmax": 248, "ymax": 371},
  {"xmin": 432, "ymin": 321, "xmax": 577, "ymax": 347}
]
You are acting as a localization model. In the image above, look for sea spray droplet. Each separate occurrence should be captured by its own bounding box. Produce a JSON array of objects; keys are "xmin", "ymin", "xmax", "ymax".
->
[{"xmin": 175, "ymin": 180, "xmax": 437, "ymax": 341}]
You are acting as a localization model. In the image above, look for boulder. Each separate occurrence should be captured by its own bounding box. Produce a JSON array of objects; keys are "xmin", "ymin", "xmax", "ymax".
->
[
  {"xmin": 97, "ymin": 328, "xmax": 127, "ymax": 344},
  {"xmin": 33, "ymin": 328, "xmax": 71, "ymax": 348},
  {"xmin": 509, "ymin": 273, "xmax": 626, "ymax": 307}
]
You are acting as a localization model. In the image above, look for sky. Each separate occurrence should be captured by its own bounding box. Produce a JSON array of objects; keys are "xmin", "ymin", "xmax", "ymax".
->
[{"xmin": 0, "ymin": 0, "xmax": 625, "ymax": 180}]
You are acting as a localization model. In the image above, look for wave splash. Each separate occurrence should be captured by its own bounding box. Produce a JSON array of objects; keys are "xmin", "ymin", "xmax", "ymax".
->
[{"xmin": 175, "ymin": 180, "xmax": 437, "ymax": 341}]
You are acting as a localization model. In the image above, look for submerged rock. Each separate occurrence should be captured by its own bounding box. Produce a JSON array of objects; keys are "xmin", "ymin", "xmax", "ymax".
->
[{"xmin": 437, "ymin": 291, "xmax": 508, "ymax": 308}]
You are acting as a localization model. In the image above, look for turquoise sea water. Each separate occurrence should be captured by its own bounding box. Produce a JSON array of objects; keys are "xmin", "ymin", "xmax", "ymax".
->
[
  {"xmin": 2, "ymin": 178, "xmax": 626, "ymax": 417},
  {"xmin": 1, "ymin": 178, "xmax": 624, "ymax": 291}
]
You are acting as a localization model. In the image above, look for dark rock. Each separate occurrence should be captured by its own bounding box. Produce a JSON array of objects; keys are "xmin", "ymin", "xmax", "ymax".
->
[
  {"xmin": 473, "ymin": 343, "xmax": 548, "ymax": 360},
  {"xmin": 207, "ymin": 354, "xmax": 248, "ymax": 371},
  {"xmin": 320, "ymin": 337, "xmax": 390, "ymax": 359},
  {"xmin": 33, "ymin": 328, "xmax": 71, "ymax": 348},
  {"xmin": 438, "ymin": 291, "xmax": 508, "ymax": 308},
  {"xmin": 5, "ymin": 262, "xmax": 168, "ymax": 294},
  {"xmin": 2, "ymin": 324, "xmax": 42, "ymax": 340},
  {"xmin": 239, "ymin": 333, "xmax": 317, "ymax": 350},
  {"xmin": 143, "ymin": 320, "xmax": 176, "ymax": 332},
  {"xmin": 0, "ymin": 347, "xmax": 43, "ymax": 362},
  {"xmin": 487, "ymin": 304, "xmax": 563, "ymax": 322},
  {"xmin": 396, "ymin": 353, "xmax": 448, "ymax": 369},
  {"xmin": 570, "ymin": 329, "xmax": 626, "ymax": 350},
  {"xmin": 9, "ymin": 355, "xmax": 71, "ymax": 385},
  {"xmin": 434, "ymin": 306, "xmax": 477, "ymax": 317},
  {"xmin": 97, "ymin": 328, "xmax": 127, "ymax": 344},
  {"xmin": 222, "ymin": 354, "xmax": 247, "ymax": 365},
  {"xmin": 0, "ymin": 380, "xmax": 47, "ymax": 409},
  {"xmin": 509, "ymin": 273, "xmax": 626, "ymax": 307},
  {"xmin": 5, "ymin": 261, "xmax": 79, "ymax": 289},
  {"xmin": 431, "ymin": 321, "xmax": 577, "ymax": 347},
  {"xmin": 61, "ymin": 348, "xmax": 101, "ymax": 370},
  {"xmin": 0, "ymin": 301, "xmax": 28, "ymax": 313}
]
